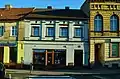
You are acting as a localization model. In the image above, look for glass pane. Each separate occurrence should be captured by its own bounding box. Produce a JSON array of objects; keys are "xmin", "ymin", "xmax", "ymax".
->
[
  {"xmin": 94, "ymin": 15, "xmax": 103, "ymax": 31},
  {"xmin": 47, "ymin": 27, "xmax": 54, "ymax": 36},
  {"xmin": 60, "ymin": 27, "xmax": 68, "ymax": 37},
  {"xmin": 33, "ymin": 27, "xmax": 39, "ymax": 36},
  {"xmin": 75, "ymin": 28, "xmax": 82, "ymax": 37},
  {"xmin": 110, "ymin": 15, "xmax": 118, "ymax": 31}
]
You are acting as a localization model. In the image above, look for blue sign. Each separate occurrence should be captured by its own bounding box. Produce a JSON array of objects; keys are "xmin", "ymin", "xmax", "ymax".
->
[
  {"xmin": 0, "ymin": 43, "xmax": 16, "ymax": 46},
  {"xmin": 33, "ymin": 49, "xmax": 46, "ymax": 53},
  {"xmin": 54, "ymin": 49, "xmax": 66, "ymax": 53}
]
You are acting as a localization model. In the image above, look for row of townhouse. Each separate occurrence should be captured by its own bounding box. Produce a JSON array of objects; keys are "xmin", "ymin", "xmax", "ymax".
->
[
  {"xmin": 1, "ymin": 0, "xmax": 120, "ymax": 69},
  {"xmin": 0, "ymin": 5, "xmax": 89, "ymax": 68}
]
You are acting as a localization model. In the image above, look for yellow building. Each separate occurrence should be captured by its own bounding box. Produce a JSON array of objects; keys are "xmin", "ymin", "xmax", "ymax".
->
[
  {"xmin": 0, "ymin": 5, "xmax": 33, "ymax": 67},
  {"xmin": 82, "ymin": 0, "xmax": 120, "ymax": 68}
]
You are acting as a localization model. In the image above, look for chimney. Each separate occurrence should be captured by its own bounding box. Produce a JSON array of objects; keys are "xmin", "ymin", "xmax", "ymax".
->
[
  {"xmin": 65, "ymin": 6, "xmax": 70, "ymax": 9},
  {"xmin": 5, "ymin": 4, "xmax": 12, "ymax": 10},
  {"xmin": 47, "ymin": 6, "xmax": 52, "ymax": 9}
]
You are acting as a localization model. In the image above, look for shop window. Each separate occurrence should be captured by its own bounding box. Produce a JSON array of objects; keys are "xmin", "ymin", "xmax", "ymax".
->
[
  {"xmin": 54, "ymin": 49, "xmax": 66, "ymax": 65},
  {"xmin": 10, "ymin": 47, "xmax": 17, "ymax": 63}
]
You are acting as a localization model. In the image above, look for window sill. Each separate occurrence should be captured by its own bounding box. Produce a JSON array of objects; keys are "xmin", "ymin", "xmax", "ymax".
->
[
  {"xmin": 73, "ymin": 36, "xmax": 83, "ymax": 38},
  {"xmin": 31, "ymin": 35, "xmax": 40, "ymax": 37},
  {"xmin": 45, "ymin": 36, "xmax": 55, "ymax": 37},
  {"xmin": 10, "ymin": 36, "xmax": 17, "ymax": 37},
  {"xmin": 59, "ymin": 36, "xmax": 68, "ymax": 38}
]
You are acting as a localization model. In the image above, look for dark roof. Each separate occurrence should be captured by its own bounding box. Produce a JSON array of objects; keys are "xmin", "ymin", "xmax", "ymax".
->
[
  {"xmin": 25, "ymin": 8, "xmax": 89, "ymax": 20},
  {"xmin": 0, "ymin": 8, "xmax": 34, "ymax": 20}
]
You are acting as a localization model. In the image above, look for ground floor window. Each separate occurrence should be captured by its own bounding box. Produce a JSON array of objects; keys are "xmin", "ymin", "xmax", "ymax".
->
[
  {"xmin": 33, "ymin": 49, "xmax": 66, "ymax": 66},
  {"xmin": 9, "ymin": 47, "xmax": 17, "ymax": 63},
  {"xmin": 33, "ymin": 49, "xmax": 45, "ymax": 65},
  {"xmin": 111, "ymin": 43, "xmax": 119, "ymax": 57},
  {"xmin": 54, "ymin": 49, "xmax": 66, "ymax": 65}
]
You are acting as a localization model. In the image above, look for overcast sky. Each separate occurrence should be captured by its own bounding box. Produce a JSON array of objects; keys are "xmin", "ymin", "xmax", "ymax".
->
[{"xmin": 0, "ymin": 0, "xmax": 85, "ymax": 9}]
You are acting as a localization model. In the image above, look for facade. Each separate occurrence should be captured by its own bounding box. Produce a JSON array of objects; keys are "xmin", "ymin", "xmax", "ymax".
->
[
  {"xmin": 0, "ymin": 5, "xmax": 33, "ymax": 67},
  {"xmin": 82, "ymin": 0, "xmax": 120, "ymax": 67},
  {"xmin": 23, "ymin": 8, "xmax": 89, "ymax": 68}
]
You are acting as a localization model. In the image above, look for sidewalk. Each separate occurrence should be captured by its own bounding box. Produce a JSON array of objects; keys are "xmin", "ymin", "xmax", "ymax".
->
[{"xmin": 6, "ymin": 68, "xmax": 120, "ymax": 75}]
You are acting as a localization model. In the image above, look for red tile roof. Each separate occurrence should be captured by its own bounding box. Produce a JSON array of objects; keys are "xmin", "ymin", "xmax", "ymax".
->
[{"xmin": 0, "ymin": 8, "xmax": 34, "ymax": 20}]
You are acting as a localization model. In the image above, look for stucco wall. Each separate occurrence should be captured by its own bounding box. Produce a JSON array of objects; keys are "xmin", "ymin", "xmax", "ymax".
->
[{"xmin": 23, "ymin": 41, "xmax": 89, "ymax": 66}]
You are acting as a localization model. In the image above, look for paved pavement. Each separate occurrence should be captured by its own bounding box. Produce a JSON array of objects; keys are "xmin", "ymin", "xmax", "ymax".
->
[
  {"xmin": 5, "ymin": 68, "xmax": 120, "ymax": 75},
  {"xmin": 5, "ymin": 68, "xmax": 120, "ymax": 79}
]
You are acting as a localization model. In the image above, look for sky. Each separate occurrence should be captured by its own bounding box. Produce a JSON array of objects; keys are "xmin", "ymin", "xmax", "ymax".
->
[{"xmin": 0, "ymin": 0, "xmax": 85, "ymax": 9}]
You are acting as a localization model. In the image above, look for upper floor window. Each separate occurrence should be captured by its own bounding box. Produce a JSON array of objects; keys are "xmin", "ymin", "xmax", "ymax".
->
[
  {"xmin": 110, "ymin": 15, "xmax": 119, "ymax": 31},
  {"xmin": 46, "ymin": 27, "xmax": 55, "ymax": 37},
  {"xmin": 31, "ymin": 26, "xmax": 39, "ymax": 36},
  {"xmin": 74, "ymin": 28, "xmax": 83, "ymax": 37},
  {"xmin": 0, "ymin": 26, "xmax": 4, "ymax": 36},
  {"xmin": 94, "ymin": 14, "xmax": 103, "ymax": 32},
  {"xmin": 60, "ymin": 27, "xmax": 68, "ymax": 37},
  {"xmin": 11, "ymin": 26, "xmax": 17, "ymax": 36}
]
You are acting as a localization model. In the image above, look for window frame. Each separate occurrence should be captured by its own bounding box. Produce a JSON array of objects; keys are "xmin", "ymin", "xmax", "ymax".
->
[
  {"xmin": 31, "ymin": 26, "xmax": 40, "ymax": 37},
  {"xmin": 110, "ymin": 15, "xmax": 119, "ymax": 32},
  {"xmin": 94, "ymin": 14, "xmax": 103, "ymax": 32},
  {"xmin": 110, "ymin": 42, "xmax": 119, "ymax": 58},
  {"xmin": 46, "ymin": 27, "xmax": 55, "ymax": 37},
  {"xmin": 74, "ymin": 28, "xmax": 83, "ymax": 38},
  {"xmin": 59, "ymin": 27, "xmax": 68, "ymax": 37},
  {"xmin": 11, "ymin": 26, "xmax": 17, "ymax": 36},
  {"xmin": 0, "ymin": 26, "xmax": 4, "ymax": 37}
]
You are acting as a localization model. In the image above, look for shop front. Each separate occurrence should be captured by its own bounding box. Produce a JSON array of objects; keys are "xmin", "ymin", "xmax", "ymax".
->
[
  {"xmin": 0, "ymin": 41, "xmax": 17, "ymax": 67},
  {"xmin": 33, "ymin": 49, "xmax": 66, "ymax": 69}
]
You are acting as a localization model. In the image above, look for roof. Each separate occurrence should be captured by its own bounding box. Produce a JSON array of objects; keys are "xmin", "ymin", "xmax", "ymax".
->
[
  {"xmin": 25, "ymin": 8, "xmax": 89, "ymax": 20},
  {"xmin": 0, "ymin": 8, "xmax": 34, "ymax": 20}
]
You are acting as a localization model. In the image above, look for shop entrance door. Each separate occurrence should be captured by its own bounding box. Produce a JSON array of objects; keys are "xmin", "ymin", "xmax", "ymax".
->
[
  {"xmin": 47, "ymin": 53, "xmax": 52, "ymax": 65},
  {"xmin": 0, "ymin": 47, "xmax": 4, "ymax": 62},
  {"xmin": 74, "ymin": 50, "xmax": 83, "ymax": 67}
]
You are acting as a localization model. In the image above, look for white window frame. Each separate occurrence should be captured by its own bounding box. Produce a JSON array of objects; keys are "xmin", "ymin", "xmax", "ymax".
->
[{"xmin": 10, "ymin": 26, "xmax": 17, "ymax": 36}]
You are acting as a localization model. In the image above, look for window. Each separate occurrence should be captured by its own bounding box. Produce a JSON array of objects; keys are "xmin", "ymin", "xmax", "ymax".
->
[
  {"xmin": 47, "ymin": 27, "xmax": 55, "ymax": 37},
  {"xmin": 111, "ymin": 43, "xmax": 119, "ymax": 57},
  {"xmin": 94, "ymin": 15, "xmax": 103, "ymax": 31},
  {"xmin": 32, "ymin": 26, "xmax": 39, "ymax": 36},
  {"xmin": 110, "ymin": 15, "xmax": 118, "ymax": 31},
  {"xmin": 74, "ymin": 28, "xmax": 82, "ymax": 37},
  {"xmin": 0, "ymin": 26, "xmax": 4, "ymax": 36},
  {"xmin": 60, "ymin": 27, "xmax": 68, "ymax": 37},
  {"xmin": 11, "ymin": 26, "xmax": 17, "ymax": 36}
]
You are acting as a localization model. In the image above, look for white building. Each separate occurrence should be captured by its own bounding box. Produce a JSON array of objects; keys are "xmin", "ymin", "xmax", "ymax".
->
[{"xmin": 23, "ymin": 7, "xmax": 89, "ymax": 68}]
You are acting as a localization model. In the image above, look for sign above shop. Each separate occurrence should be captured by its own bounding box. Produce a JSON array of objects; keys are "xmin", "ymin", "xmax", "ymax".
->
[
  {"xmin": 33, "ymin": 49, "xmax": 46, "ymax": 53},
  {"xmin": 0, "ymin": 43, "xmax": 16, "ymax": 46}
]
